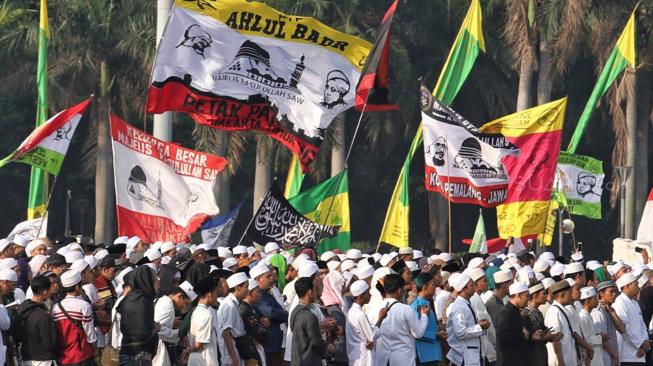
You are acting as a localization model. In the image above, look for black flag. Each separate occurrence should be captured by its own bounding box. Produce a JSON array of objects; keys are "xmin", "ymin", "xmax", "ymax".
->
[
  {"xmin": 247, "ymin": 183, "xmax": 339, "ymax": 248},
  {"xmin": 355, "ymin": 0, "xmax": 400, "ymax": 111}
]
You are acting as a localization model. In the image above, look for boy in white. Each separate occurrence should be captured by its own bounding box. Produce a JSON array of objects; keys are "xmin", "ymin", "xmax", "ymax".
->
[
  {"xmin": 345, "ymin": 280, "xmax": 388, "ymax": 366},
  {"xmin": 153, "ymin": 281, "xmax": 197, "ymax": 366},
  {"xmin": 578, "ymin": 286, "xmax": 604, "ymax": 366},
  {"xmin": 217, "ymin": 272, "xmax": 249, "ymax": 366},
  {"xmin": 612, "ymin": 273, "xmax": 650, "ymax": 364},
  {"xmin": 186, "ymin": 277, "xmax": 221, "ymax": 366}
]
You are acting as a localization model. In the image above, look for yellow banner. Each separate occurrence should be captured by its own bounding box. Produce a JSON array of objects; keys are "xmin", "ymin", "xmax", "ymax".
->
[
  {"xmin": 481, "ymin": 98, "xmax": 567, "ymax": 137},
  {"xmin": 176, "ymin": 0, "xmax": 371, "ymax": 69},
  {"xmin": 537, "ymin": 200, "xmax": 558, "ymax": 246},
  {"xmin": 617, "ymin": 6, "xmax": 637, "ymax": 67},
  {"xmin": 304, "ymin": 192, "xmax": 350, "ymax": 232},
  {"xmin": 497, "ymin": 200, "xmax": 551, "ymax": 239}
]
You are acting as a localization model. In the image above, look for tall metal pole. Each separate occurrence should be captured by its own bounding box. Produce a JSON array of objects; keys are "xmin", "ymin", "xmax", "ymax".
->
[
  {"xmin": 154, "ymin": 0, "xmax": 173, "ymax": 141},
  {"xmin": 558, "ymin": 207, "xmax": 563, "ymax": 257}
]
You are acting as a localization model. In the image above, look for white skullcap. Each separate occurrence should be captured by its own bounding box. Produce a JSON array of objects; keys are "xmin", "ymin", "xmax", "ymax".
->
[
  {"xmin": 533, "ymin": 260, "xmax": 550, "ymax": 273},
  {"xmin": 179, "ymin": 281, "xmax": 198, "ymax": 301},
  {"xmin": 639, "ymin": 274, "xmax": 651, "ymax": 288},
  {"xmin": 126, "ymin": 236, "xmax": 142, "ymax": 250},
  {"xmin": 145, "ymin": 249, "xmax": 161, "ymax": 262},
  {"xmin": 539, "ymin": 252, "xmax": 555, "ymax": 261},
  {"xmin": 357, "ymin": 260, "xmax": 371, "ymax": 270},
  {"xmin": 571, "ymin": 252, "xmax": 584, "ymax": 262},
  {"xmin": 406, "ymin": 261, "xmax": 418, "ymax": 272},
  {"xmin": 585, "ymin": 260, "xmax": 600, "ymax": 270},
  {"xmin": 337, "ymin": 254, "xmax": 346, "ymax": 261},
  {"xmin": 580, "ymin": 286, "xmax": 596, "ymax": 300},
  {"xmin": 218, "ymin": 247, "xmax": 232, "ymax": 258},
  {"xmin": 161, "ymin": 242, "xmax": 175, "ymax": 254},
  {"xmin": 451, "ymin": 273, "xmax": 471, "ymax": 292},
  {"xmin": 541, "ymin": 277, "xmax": 555, "ymax": 290},
  {"xmin": 114, "ymin": 236, "xmax": 129, "ymax": 245},
  {"xmin": 379, "ymin": 254, "xmax": 392, "ymax": 267},
  {"xmin": 233, "ymin": 245, "xmax": 248, "ymax": 255},
  {"xmin": 68, "ymin": 243, "xmax": 82, "ymax": 252},
  {"xmin": 439, "ymin": 253, "xmax": 453, "ymax": 262},
  {"xmin": 222, "ymin": 258, "xmax": 238, "ymax": 270},
  {"xmin": 12, "ymin": 235, "xmax": 29, "ymax": 247},
  {"xmin": 115, "ymin": 267, "xmax": 133, "ymax": 285},
  {"xmin": 467, "ymin": 257, "xmax": 484, "ymax": 270},
  {"xmin": 291, "ymin": 254, "xmax": 309, "ymax": 270},
  {"xmin": 298, "ymin": 261, "xmax": 319, "ymax": 278},
  {"xmin": 327, "ymin": 261, "xmax": 340, "ymax": 272},
  {"xmin": 247, "ymin": 247, "xmax": 257, "ymax": 257},
  {"xmin": 346, "ymin": 249, "xmax": 362, "ymax": 260},
  {"xmin": 250, "ymin": 263, "xmax": 271, "ymax": 279},
  {"xmin": 529, "ymin": 283, "xmax": 545, "ymax": 295},
  {"xmin": 226, "ymin": 272, "xmax": 248, "ymax": 289},
  {"xmin": 60, "ymin": 270, "xmax": 81, "ymax": 288},
  {"xmin": 150, "ymin": 241, "xmax": 162, "ymax": 252},
  {"xmin": 320, "ymin": 251, "xmax": 336, "ymax": 262},
  {"xmin": 264, "ymin": 242, "xmax": 280, "ymax": 254},
  {"xmin": 535, "ymin": 272, "xmax": 544, "ymax": 281},
  {"xmin": 0, "ymin": 258, "xmax": 17, "ymax": 270},
  {"xmin": 493, "ymin": 270, "xmax": 513, "ymax": 284},
  {"xmin": 84, "ymin": 255, "xmax": 98, "ymax": 270},
  {"xmin": 70, "ymin": 259, "xmax": 89, "ymax": 273},
  {"xmin": 65, "ymin": 251, "xmax": 83, "ymax": 264},
  {"xmin": 26, "ymin": 239, "xmax": 48, "ymax": 257},
  {"xmin": 398, "ymin": 247, "xmax": 413, "ymax": 255},
  {"xmin": 632, "ymin": 263, "xmax": 646, "ymax": 278},
  {"xmin": 340, "ymin": 260, "xmax": 356, "ymax": 272},
  {"xmin": 616, "ymin": 272, "xmax": 637, "ymax": 289},
  {"xmin": 29, "ymin": 255, "xmax": 47, "ymax": 276},
  {"xmin": 500, "ymin": 262, "xmax": 513, "ymax": 271},
  {"xmin": 509, "ymin": 282, "xmax": 529, "ymax": 295},
  {"xmin": 94, "ymin": 249, "xmax": 109, "ymax": 262},
  {"xmin": 413, "ymin": 250, "xmax": 424, "ymax": 260},
  {"xmin": 550, "ymin": 263, "xmax": 565, "ymax": 277},
  {"xmin": 0, "ymin": 269, "xmax": 16, "ymax": 282},
  {"xmin": 517, "ymin": 267, "xmax": 534, "ymax": 284},
  {"xmin": 564, "ymin": 262, "xmax": 584, "ymax": 276},
  {"xmin": 565, "ymin": 278, "xmax": 576, "ymax": 287},
  {"xmin": 248, "ymin": 279, "xmax": 259, "ymax": 291},
  {"xmin": 0, "ymin": 240, "xmax": 11, "ymax": 254},
  {"xmin": 469, "ymin": 267, "xmax": 486, "ymax": 282},
  {"xmin": 388, "ymin": 252, "xmax": 399, "ymax": 260},
  {"xmin": 350, "ymin": 280, "xmax": 370, "ymax": 297},
  {"xmin": 372, "ymin": 253, "xmax": 382, "ymax": 263},
  {"xmin": 354, "ymin": 265, "xmax": 375, "ymax": 280},
  {"xmin": 196, "ymin": 244, "xmax": 211, "ymax": 252}
]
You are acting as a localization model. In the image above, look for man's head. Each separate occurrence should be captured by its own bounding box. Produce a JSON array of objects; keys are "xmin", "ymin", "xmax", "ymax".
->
[
  {"xmin": 415, "ymin": 273, "xmax": 436, "ymax": 298},
  {"xmin": 98, "ymin": 256, "xmax": 118, "ymax": 281},
  {"xmin": 469, "ymin": 268, "xmax": 488, "ymax": 294},
  {"xmin": 580, "ymin": 286, "xmax": 598, "ymax": 310},
  {"xmin": 528, "ymin": 283, "xmax": 547, "ymax": 306},
  {"xmin": 508, "ymin": 282, "xmax": 529, "ymax": 308},
  {"xmin": 245, "ymin": 279, "xmax": 262, "ymax": 304},
  {"xmin": 493, "ymin": 270, "xmax": 513, "ymax": 297},
  {"xmin": 251, "ymin": 264, "xmax": 274, "ymax": 291},
  {"xmin": 30, "ymin": 274, "xmax": 53, "ymax": 302},
  {"xmin": 617, "ymin": 273, "xmax": 639, "ymax": 298},
  {"xmin": 0, "ymin": 239, "xmax": 15, "ymax": 259},
  {"xmin": 227, "ymin": 272, "xmax": 249, "ymax": 300},
  {"xmin": 46, "ymin": 254, "xmax": 67, "ymax": 275},
  {"xmin": 382, "ymin": 273, "xmax": 405, "ymax": 299},
  {"xmin": 60, "ymin": 269, "xmax": 83, "ymax": 296},
  {"xmin": 0, "ymin": 268, "xmax": 16, "ymax": 295},
  {"xmin": 169, "ymin": 281, "xmax": 197, "ymax": 311},
  {"xmin": 295, "ymin": 277, "xmax": 315, "ymax": 304},
  {"xmin": 551, "ymin": 280, "xmax": 572, "ymax": 305},
  {"xmin": 350, "ymin": 280, "xmax": 370, "ymax": 305},
  {"xmin": 596, "ymin": 281, "xmax": 618, "ymax": 304}
]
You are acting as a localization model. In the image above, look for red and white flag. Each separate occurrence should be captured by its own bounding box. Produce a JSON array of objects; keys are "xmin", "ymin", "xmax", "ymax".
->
[
  {"xmin": 637, "ymin": 188, "xmax": 653, "ymax": 241},
  {"xmin": 110, "ymin": 114, "xmax": 227, "ymax": 242}
]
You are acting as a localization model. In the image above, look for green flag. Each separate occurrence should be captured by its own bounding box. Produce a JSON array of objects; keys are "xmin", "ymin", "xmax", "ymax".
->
[
  {"xmin": 469, "ymin": 210, "xmax": 486, "ymax": 253},
  {"xmin": 555, "ymin": 151, "xmax": 604, "ymax": 219},
  {"xmin": 290, "ymin": 171, "xmax": 350, "ymax": 253},
  {"xmin": 567, "ymin": 7, "xmax": 636, "ymax": 153},
  {"xmin": 379, "ymin": 0, "xmax": 485, "ymax": 248},
  {"xmin": 284, "ymin": 155, "xmax": 304, "ymax": 198},
  {"xmin": 28, "ymin": 0, "xmax": 50, "ymax": 219}
]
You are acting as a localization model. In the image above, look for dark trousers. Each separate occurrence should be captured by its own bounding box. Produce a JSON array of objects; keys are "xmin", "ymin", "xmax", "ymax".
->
[
  {"xmin": 119, "ymin": 354, "xmax": 152, "ymax": 366},
  {"xmin": 619, "ymin": 363, "xmax": 646, "ymax": 366},
  {"xmin": 266, "ymin": 352, "xmax": 283, "ymax": 366}
]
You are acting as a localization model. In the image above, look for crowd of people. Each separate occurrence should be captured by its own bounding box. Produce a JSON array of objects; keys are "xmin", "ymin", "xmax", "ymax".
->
[{"xmin": 0, "ymin": 234, "xmax": 652, "ymax": 366}]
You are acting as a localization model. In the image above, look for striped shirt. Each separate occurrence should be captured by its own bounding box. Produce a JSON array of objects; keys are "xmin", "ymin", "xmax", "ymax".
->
[{"xmin": 52, "ymin": 295, "xmax": 96, "ymax": 364}]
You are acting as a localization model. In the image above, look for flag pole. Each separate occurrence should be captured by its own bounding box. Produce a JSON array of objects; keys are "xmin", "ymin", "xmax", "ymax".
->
[
  {"xmin": 36, "ymin": 173, "xmax": 61, "ymax": 235},
  {"xmin": 236, "ymin": 185, "xmax": 272, "ymax": 247},
  {"xmin": 445, "ymin": 136, "xmax": 452, "ymax": 253}
]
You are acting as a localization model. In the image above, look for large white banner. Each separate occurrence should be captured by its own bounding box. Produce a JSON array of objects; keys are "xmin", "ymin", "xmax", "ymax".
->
[{"xmin": 111, "ymin": 114, "xmax": 227, "ymax": 242}]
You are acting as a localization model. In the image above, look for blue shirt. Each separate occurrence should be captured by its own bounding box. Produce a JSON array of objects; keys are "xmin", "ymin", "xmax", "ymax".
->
[
  {"xmin": 254, "ymin": 290, "xmax": 288, "ymax": 354},
  {"xmin": 410, "ymin": 296, "xmax": 442, "ymax": 362}
]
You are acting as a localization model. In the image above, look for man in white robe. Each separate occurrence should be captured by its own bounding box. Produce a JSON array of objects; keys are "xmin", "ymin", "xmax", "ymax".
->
[
  {"xmin": 153, "ymin": 281, "xmax": 196, "ymax": 366},
  {"xmin": 217, "ymin": 272, "xmax": 249, "ymax": 366},
  {"xmin": 613, "ymin": 273, "xmax": 650, "ymax": 365},
  {"xmin": 345, "ymin": 280, "xmax": 387, "ymax": 366}
]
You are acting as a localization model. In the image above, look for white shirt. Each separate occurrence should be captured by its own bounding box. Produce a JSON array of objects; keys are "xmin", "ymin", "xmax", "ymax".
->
[
  {"xmin": 345, "ymin": 302, "xmax": 378, "ymax": 366},
  {"xmin": 579, "ymin": 309, "xmax": 604, "ymax": 366},
  {"xmin": 0, "ymin": 305, "xmax": 10, "ymax": 365},
  {"xmin": 372, "ymin": 298, "xmax": 428, "ymax": 366},
  {"xmin": 188, "ymin": 303, "xmax": 219, "ymax": 366},
  {"xmin": 217, "ymin": 293, "xmax": 245, "ymax": 366},
  {"xmin": 446, "ymin": 296, "xmax": 485, "ymax": 366},
  {"xmin": 544, "ymin": 301, "xmax": 578, "ymax": 366},
  {"xmin": 434, "ymin": 290, "xmax": 452, "ymax": 322},
  {"xmin": 111, "ymin": 296, "xmax": 125, "ymax": 349},
  {"xmin": 470, "ymin": 293, "xmax": 497, "ymax": 362},
  {"xmin": 613, "ymin": 293, "xmax": 648, "ymax": 363},
  {"xmin": 282, "ymin": 278, "xmax": 297, "ymax": 310},
  {"xmin": 152, "ymin": 296, "xmax": 179, "ymax": 366}
]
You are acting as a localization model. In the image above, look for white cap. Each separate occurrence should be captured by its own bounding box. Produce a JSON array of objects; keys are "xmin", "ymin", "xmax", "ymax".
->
[
  {"xmin": 151, "ymin": 241, "xmax": 163, "ymax": 252},
  {"xmin": 580, "ymin": 286, "xmax": 596, "ymax": 300},
  {"xmin": 439, "ymin": 253, "xmax": 453, "ymax": 262},
  {"xmin": 509, "ymin": 282, "xmax": 529, "ymax": 295},
  {"xmin": 250, "ymin": 263, "xmax": 271, "ymax": 279},
  {"xmin": 264, "ymin": 242, "xmax": 280, "ymax": 254},
  {"xmin": 571, "ymin": 252, "xmax": 584, "ymax": 262},
  {"xmin": 467, "ymin": 257, "xmax": 484, "ymax": 270},
  {"xmin": 114, "ymin": 236, "xmax": 129, "ymax": 245},
  {"xmin": 533, "ymin": 260, "xmax": 550, "ymax": 273},
  {"xmin": 291, "ymin": 254, "xmax": 309, "ymax": 270},
  {"xmin": 84, "ymin": 255, "xmax": 98, "ymax": 270},
  {"xmin": 12, "ymin": 235, "xmax": 29, "ymax": 247},
  {"xmin": 469, "ymin": 267, "xmax": 486, "ymax": 281},
  {"xmin": 298, "ymin": 261, "xmax": 319, "ymax": 278},
  {"xmin": 126, "ymin": 236, "xmax": 142, "ymax": 250},
  {"xmin": 639, "ymin": 274, "xmax": 651, "ymax": 288},
  {"xmin": 451, "ymin": 273, "xmax": 472, "ymax": 292},
  {"xmin": 541, "ymin": 277, "xmax": 555, "ymax": 290},
  {"xmin": 327, "ymin": 261, "xmax": 340, "ymax": 272},
  {"xmin": 539, "ymin": 252, "xmax": 555, "ymax": 261},
  {"xmin": 161, "ymin": 242, "xmax": 176, "ymax": 254},
  {"xmin": 340, "ymin": 260, "xmax": 356, "ymax": 272},
  {"xmin": 406, "ymin": 261, "xmax": 418, "ymax": 272},
  {"xmin": 616, "ymin": 272, "xmax": 637, "ymax": 289},
  {"xmin": 70, "ymin": 259, "xmax": 89, "ymax": 273},
  {"xmin": 550, "ymin": 262, "xmax": 565, "ymax": 277},
  {"xmin": 145, "ymin": 249, "xmax": 162, "ymax": 262},
  {"xmin": 320, "ymin": 251, "xmax": 336, "ymax": 262},
  {"xmin": 350, "ymin": 280, "xmax": 370, "ymax": 297},
  {"xmin": 29, "ymin": 255, "xmax": 47, "ymax": 276},
  {"xmin": 60, "ymin": 270, "xmax": 82, "ymax": 288},
  {"xmin": 248, "ymin": 279, "xmax": 259, "ymax": 291},
  {"xmin": 493, "ymin": 270, "xmax": 513, "ymax": 284},
  {"xmin": 564, "ymin": 262, "xmax": 584, "ymax": 276},
  {"xmin": 372, "ymin": 253, "xmax": 382, "ymax": 263},
  {"xmin": 535, "ymin": 272, "xmax": 544, "ymax": 281},
  {"xmin": 68, "ymin": 243, "xmax": 82, "ymax": 252},
  {"xmin": 398, "ymin": 247, "xmax": 413, "ymax": 255},
  {"xmin": 0, "ymin": 258, "xmax": 17, "ymax": 270},
  {"xmin": 379, "ymin": 254, "xmax": 392, "ymax": 267},
  {"xmin": 0, "ymin": 239, "xmax": 13, "ymax": 253},
  {"xmin": 115, "ymin": 267, "xmax": 133, "ymax": 285},
  {"xmin": 413, "ymin": 250, "xmax": 424, "ymax": 260},
  {"xmin": 26, "ymin": 239, "xmax": 48, "ymax": 257},
  {"xmin": 346, "ymin": 249, "xmax": 362, "ymax": 260},
  {"xmin": 222, "ymin": 258, "xmax": 238, "ymax": 270},
  {"xmin": 196, "ymin": 244, "xmax": 211, "ymax": 252},
  {"xmin": 517, "ymin": 267, "xmax": 534, "ymax": 284},
  {"xmin": 226, "ymin": 272, "xmax": 248, "ymax": 289},
  {"xmin": 354, "ymin": 265, "xmax": 374, "ymax": 280},
  {"xmin": 65, "ymin": 251, "xmax": 83, "ymax": 264},
  {"xmin": 0, "ymin": 268, "xmax": 16, "ymax": 282},
  {"xmin": 247, "ymin": 247, "xmax": 257, "ymax": 257},
  {"xmin": 218, "ymin": 247, "xmax": 232, "ymax": 258},
  {"xmin": 529, "ymin": 283, "xmax": 545, "ymax": 295},
  {"xmin": 565, "ymin": 278, "xmax": 576, "ymax": 287},
  {"xmin": 179, "ymin": 281, "xmax": 198, "ymax": 302},
  {"xmin": 586, "ymin": 260, "xmax": 600, "ymax": 271},
  {"xmin": 94, "ymin": 249, "xmax": 109, "ymax": 262},
  {"xmin": 233, "ymin": 245, "xmax": 248, "ymax": 255}
]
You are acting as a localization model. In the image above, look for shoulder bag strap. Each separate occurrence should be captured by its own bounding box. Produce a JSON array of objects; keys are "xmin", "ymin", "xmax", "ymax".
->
[{"xmin": 553, "ymin": 304, "xmax": 581, "ymax": 361}]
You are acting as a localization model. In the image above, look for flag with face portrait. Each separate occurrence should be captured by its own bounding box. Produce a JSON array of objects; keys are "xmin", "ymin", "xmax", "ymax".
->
[
  {"xmin": 555, "ymin": 151, "xmax": 604, "ymax": 219},
  {"xmin": 147, "ymin": 0, "xmax": 371, "ymax": 172}
]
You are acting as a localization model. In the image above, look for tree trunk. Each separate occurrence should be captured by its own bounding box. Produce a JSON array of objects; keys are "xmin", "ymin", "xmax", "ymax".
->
[
  {"xmin": 253, "ymin": 136, "xmax": 272, "ymax": 213},
  {"xmin": 94, "ymin": 61, "xmax": 115, "ymax": 244},
  {"xmin": 331, "ymin": 113, "xmax": 346, "ymax": 177},
  {"xmin": 635, "ymin": 69, "xmax": 650, "ymax": 231},
  {"xmin": 213, "ymin": 131, "xmax": 230, "ymax": 211},
  {"xmin": 625, "ymin": 69, "xmax": 637, "ymax": 239},
  {"xmin": 517, "ymin": 57, "xmax": 534, "ymax": 111},
  {"xmin": 537, "ymin": 38, "xmax": 552, "ymax": 105}
]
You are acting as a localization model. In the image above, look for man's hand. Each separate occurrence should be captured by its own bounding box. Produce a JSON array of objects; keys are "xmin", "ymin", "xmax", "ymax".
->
[
  {"xmin": 378, "ymin": 307, "xmax": 389, "ymax": 322},
  {"xmin": 260, "ymin": 316, "xmax": 272, "ymax": 328},
  {"xmin": 365, "ymin": 340, "xmax": 374, "ymax": 350},
  {"xmin": 320, "ymin": 318, "xmax": 337, "ymax": 331},
  {"xmin": 327, "ymin": 344, "xmax": 335, "ymax": 354},
  {"xmin": 600, "ymin": 332, "xmax": 609, "ymax": 342},
  {"xmin": 478, "ymin": 319, "xmax": 490, "ymax": 330},
  {"xmin": 586, "ymin": 348, "xmax": 594, "ymax": 362},
  {"xmin": 522, "ymin": 328, "xmax": 531, "ymax": 340},
  {"xmin": 531, "ymin": 330, "xmax": 544, "ymax": 341},
  {"xmin": 419, "ymin": 305, "xmax": 430, "ymax": 315},
  {"xmin": 437, "ymin": 330, "xmax": 447, "ymax": 339},
  {"xmin": 545, "ymin": 332, "xmax": 563, "ymax": 342}
]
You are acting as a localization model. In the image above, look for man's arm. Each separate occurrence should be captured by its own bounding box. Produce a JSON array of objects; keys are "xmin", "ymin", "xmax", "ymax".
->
[{"xmin": 222, "ymin": 328, "xmax": 240, "ymax": 365}]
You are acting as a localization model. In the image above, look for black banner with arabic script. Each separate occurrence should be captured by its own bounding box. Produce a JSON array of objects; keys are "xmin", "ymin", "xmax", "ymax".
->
[{"xmin": 247, "ymin": 183, "xmax": 339, "ymax": 248}]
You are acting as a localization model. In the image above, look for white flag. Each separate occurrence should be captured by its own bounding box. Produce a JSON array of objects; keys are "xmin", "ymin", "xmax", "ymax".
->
[{"xmin": 637, "ymin": 188, "xmax": 653, "ymax": 241}]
